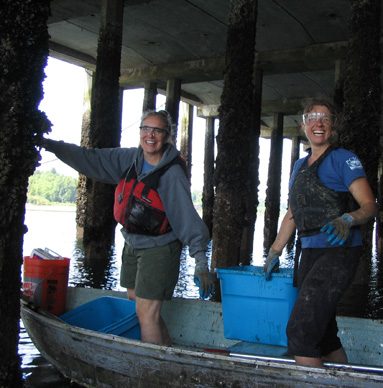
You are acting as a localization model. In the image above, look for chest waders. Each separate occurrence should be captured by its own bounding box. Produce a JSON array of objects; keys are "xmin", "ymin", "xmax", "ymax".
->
[{"xmin": 289, "ymin": 146, "xmax": 357, "ymax": 286}]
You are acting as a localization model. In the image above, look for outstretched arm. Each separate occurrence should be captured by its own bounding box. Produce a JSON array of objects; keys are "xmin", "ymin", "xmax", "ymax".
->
[{"xmin": 41, "ymin": 138, "xmax": 136, "ymax": 184}]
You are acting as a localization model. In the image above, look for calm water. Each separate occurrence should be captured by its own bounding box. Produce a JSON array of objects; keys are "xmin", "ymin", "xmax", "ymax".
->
[
  {"xmin": 20, "ymin": 205, "xmax": 266, "ymax": 386},
  {"xmin": 19, "ymin": 205, "xmax": 382, "ymax": 386}
]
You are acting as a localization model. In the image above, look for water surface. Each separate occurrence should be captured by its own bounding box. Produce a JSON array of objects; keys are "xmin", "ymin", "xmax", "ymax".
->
[{"xmin": 20, "ymin": 205, "xmax": 382, "ymax": 386}]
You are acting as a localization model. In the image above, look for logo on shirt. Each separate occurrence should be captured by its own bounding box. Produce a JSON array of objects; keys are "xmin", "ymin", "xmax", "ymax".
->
[{"xmin": 346, "ymin": 157, "xmax": 363, "ymax": 170}]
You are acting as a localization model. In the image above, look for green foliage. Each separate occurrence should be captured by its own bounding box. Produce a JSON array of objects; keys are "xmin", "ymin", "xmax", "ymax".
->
[
  {"xmin": 191, "ymin": 190, "xmax": 202, "ymax": 207},
  {"xmin": 28, "ymin": 169, "xmax": 77, "ymax": 204}
]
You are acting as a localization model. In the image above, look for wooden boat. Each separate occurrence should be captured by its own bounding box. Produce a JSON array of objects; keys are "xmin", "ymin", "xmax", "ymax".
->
[{"xmin": 21, "ymin": 287, "xmax": 383, "ymax": 388}]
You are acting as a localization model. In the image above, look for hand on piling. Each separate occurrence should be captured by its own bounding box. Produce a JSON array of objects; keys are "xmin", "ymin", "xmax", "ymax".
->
[
  {"xmin": 320, "ymin": 213, "xmax": 355, "ymax": 246},
  {"xmin": 264, "ymin": 248, "xmax": 282, "ymax": 281},
  {"xmin": 39, "ymin": 137, "xmax": 55, "ymax": 150}
]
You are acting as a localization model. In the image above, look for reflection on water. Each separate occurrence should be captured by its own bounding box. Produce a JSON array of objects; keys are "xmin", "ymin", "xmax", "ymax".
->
[
  {"xmin": 20, "ymin": 205, "xmax": 202, "ymax": 386},
  {"xmin": 367, "ymin": 251, "xmax": 383, "ymax": 318},
  {"xmin": 69, "ymin": 238, "xmax": 201, "ymax": 298},
  {"xmin": 20, "ymin": 317, "xmax": 82, "ymax": 388},
  {"xmin": 69, "ymin": 241, "xmax": 201, "ymax": 298},
  {"xmin": 20, "ymin": 205, "xmax": 383, "ymax": 386},
  {"xmin": 70, "ymin": 241, "xmax": 121, "ymax": 290}
]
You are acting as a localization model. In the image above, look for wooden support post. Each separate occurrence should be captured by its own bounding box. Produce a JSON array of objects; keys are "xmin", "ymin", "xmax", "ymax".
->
[
  {"xmin": 212, "ymin": 0, "xmax": 259, "ymax": 277},
  {"xmin": 286, "ymin": 135, "xmax": 301, "ymax": 253},
  {"xmin": 339, "ymin": 0, "xmax": 381, "ymax": 287},
  {"xmin": 142, "ymin": 81, "xmax": 157, "ymax": 112},
  {"xmin": 180, "ymin": 104, "xmax": 193, "ymax": 181},
  {"xmin": 202, "ymin": 117, "xmax": 215, "ymax": 237},
  {"xmin": 83, "ymin": 0, "xmax": 124, "ymax": 259},
  {"xmin": 263, "ymin": 112, "xmax": 284, "ymax": 253},
  {"xmin": 0, "ymin": 1, "xmax": 50, "ymax": 384},
  {"xmin": 378, "ymin": 160, "xmax": 383, "ymax": 255},
  {"xmin": 289, "ymin": 136, "xmax": 301, "ymax": 179},
  {"xmin": 240, "ymin": 67, "xmax": 262, "ymax": 265},
  {"xmin": 336, "ymin": 0, "xmax": 381, "ymax": 316},
  {"xmin": 165, "ymin": 78, "xmax": 181, "ymax": 141},
  {"xmin": 76, "ymin": 70, "xmax": 93, "ymax": 239}
]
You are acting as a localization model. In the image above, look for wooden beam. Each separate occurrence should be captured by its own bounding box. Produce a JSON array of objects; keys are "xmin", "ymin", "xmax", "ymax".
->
[
  {"xmin": 257, "ymin": 41, "xmax": 348, "ymax": 74},
  {"xmin": 49, "ymin": 41, "xmax": 96, "ymax": 69},
  {"xmin": 119, "ymin": 57, "xmax": 226, "ymax": 86},
  {"xmin": 119, "ymin": 41, "xmax": 349, "ymax": 86}
]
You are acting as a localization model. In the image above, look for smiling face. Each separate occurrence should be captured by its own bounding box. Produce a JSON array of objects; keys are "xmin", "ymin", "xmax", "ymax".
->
[
  {"xmin": 140, "ymin": 115, "xmax": 168, "ymax": 165},
  {"xmin": 301, "ymin": 105, "xmax": 334, "ymax": 149}
]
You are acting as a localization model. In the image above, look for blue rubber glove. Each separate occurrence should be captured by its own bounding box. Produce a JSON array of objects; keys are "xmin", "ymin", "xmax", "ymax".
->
[
  {"xmin": 320, "ymin": 213, "xmax": 355, "ymax": 246},
  {"xmin": 264, "ymin": 248, "xmax": 281, "ymax": 281},
  {"xmin": 194, "ymin": 261, "xmax": 214, "ymax": 299}
]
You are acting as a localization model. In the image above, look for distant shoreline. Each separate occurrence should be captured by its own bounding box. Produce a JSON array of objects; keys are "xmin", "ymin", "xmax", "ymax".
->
[{"xmin": 26, "ymin": 203, "xmax": 76, "ymax": 212}]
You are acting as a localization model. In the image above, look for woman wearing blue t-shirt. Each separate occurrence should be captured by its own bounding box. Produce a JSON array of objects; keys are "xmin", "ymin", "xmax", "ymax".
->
[{"xmin": 264, "ymin": 99, "xmax": 377, "ymax": 367}]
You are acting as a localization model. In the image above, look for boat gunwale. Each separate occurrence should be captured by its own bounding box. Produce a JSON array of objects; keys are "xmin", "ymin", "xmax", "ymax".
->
[{"xmin": 21, "ymin": 299, "xmax": 383, "ymax": 384}]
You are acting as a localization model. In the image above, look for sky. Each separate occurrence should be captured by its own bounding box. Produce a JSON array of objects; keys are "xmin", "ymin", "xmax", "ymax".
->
[{"xmin": 38, "ymin": 56, "xmax": 299, "ymax": 200}]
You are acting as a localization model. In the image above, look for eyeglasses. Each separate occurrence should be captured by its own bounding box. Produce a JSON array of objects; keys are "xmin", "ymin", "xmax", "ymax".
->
[
  {"xmin": 139, "ymin": 126, "xmax": 166, "ymax": 135},
  {"xmin": 302, "ymin": 112, "xmax": 336, "ymax": 125}
]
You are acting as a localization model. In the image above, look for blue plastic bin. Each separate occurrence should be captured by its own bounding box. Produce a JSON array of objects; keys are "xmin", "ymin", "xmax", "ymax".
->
[
  {"xmin": 216, "ymin": 266, "xmax": 298, "ymax": 346},
  {"xmin": 60, "ymin": 296, "xmax": 141, "ymax": 340}
]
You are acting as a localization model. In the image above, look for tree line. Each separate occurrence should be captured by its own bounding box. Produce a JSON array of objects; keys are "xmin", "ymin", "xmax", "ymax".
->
[
  {"xmin": 28, "ymin": 169, "xmax": 204, "ymax": 207},
  {"xmin": 28, "ymin": 169, "xmax": 77, "ymax": 205}
]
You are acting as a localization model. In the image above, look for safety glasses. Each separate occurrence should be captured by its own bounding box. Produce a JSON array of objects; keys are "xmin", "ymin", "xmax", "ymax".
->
[
  {"xmin": 302, "ymin": 112, "xmax": 336, "ymax": 126},
  {"xmin": 139, "ymin": 126, "xmax": 166, "ymax": 135}
]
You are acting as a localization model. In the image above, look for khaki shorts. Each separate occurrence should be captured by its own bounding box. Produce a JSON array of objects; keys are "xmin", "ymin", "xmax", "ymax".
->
[{"xmin": 120, "ymin": 240, "xmax": 182, "ymax": 300}]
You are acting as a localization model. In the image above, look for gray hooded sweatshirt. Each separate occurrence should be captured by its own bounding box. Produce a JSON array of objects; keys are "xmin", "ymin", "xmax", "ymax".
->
[{"xmin": 44, "ymin": 139, "xmax": 210, "ymax": 264}]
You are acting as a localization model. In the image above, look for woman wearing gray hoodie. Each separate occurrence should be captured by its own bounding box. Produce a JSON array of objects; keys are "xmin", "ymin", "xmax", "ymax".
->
[{"xmin": 42, "ymin": 110, "xmax": 213, "ymax": 345}]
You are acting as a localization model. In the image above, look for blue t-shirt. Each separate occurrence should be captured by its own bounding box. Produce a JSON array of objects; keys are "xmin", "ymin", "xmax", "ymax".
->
[
  {"xmin": 289, "ymin": 148, "xmax": 366, "ymax": 248},
  {"xmin": 142, "ymin": 159, "xmax": 155, "ymax": 174}
]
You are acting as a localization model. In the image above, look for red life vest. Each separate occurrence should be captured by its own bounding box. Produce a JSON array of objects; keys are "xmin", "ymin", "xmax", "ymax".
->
[{"xmin": 114, "ymin": 156, "xmax": 187, "ymax": 235}]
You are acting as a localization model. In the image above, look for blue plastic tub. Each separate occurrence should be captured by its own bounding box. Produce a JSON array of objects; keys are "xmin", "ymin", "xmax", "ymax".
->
[
  {"xmin": 216, "ymin": 266, "xmax": 298, "ymax": 346},
  {"xmin": 60, "ymin": 296, "xmax": 141, "ymax": 339}
]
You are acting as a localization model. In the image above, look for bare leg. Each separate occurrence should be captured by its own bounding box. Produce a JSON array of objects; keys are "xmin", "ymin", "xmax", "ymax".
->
[
  {"xmin": 294, "ymin": 356, "xmax": 323, "ymax": 367},
  {"xmin": 127, "ymin": 288, "xmax": 136, "ymax": 301},
  {"xmin": 127, "ymin": 289, "xmax": 172, "ymax": 345},
  {"xmin": 159, "ymin": 316, "xmax": 172, "ymax": 345},
  {"xmin": 127, "ymin": 289, "xmax": 170, "ymax": 345},
  {"xmin": 135, "ymin": 297, "xmax": 165, "ymax": 344},
  {"xmin": 295, "ymin": 346, "xmax": 348, "ymax": 366},
  {"xmin": 322, "ymin": 347, "xmax": 348, "ymax": 363}
]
